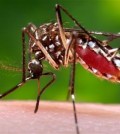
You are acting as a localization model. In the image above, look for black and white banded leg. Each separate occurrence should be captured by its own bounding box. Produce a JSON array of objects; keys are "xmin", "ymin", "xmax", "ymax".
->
[{"xmin": 55, "ymin": 4, "xmax": 80, "ymax": 134}]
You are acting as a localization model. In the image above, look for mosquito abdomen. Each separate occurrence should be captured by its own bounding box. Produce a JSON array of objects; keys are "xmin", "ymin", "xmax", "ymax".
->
[{"xmin": 76, "ymin": 44, "xmax": 120, "ymax": 82}]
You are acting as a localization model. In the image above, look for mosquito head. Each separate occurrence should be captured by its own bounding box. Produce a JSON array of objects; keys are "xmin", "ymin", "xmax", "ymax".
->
[{"xmin": 28, "ymin": 59, "xmax": 43, "ymax": 79}]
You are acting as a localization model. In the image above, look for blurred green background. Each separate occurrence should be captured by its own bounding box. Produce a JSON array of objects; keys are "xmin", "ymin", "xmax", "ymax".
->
[{"xmin": 0, "ymin": 0, "xmax": 120, "ymax": 103}]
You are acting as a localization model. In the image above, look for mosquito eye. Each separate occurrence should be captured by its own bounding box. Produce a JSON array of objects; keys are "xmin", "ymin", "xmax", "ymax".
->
[{"xmin": 28, "ymin": 59, "xmax": 43, "ymax": 79}]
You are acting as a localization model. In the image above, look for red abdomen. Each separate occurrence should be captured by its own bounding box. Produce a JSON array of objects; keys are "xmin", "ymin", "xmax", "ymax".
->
[{"xmin": 76, "ymin": 45, "xmax": 120, "ymax": 82}]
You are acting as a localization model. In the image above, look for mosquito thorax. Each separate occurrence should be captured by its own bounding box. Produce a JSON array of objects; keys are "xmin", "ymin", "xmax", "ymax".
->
[
  {"xmin": 29, "ymin": 22, "xmax": 66, "ymax": 65},
  {"xmin": 28, "ymin": 59, "xmax": 43, "ymax": 79}
]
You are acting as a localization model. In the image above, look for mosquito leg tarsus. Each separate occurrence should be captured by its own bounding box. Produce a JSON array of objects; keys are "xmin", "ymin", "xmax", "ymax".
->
[{"xmin": 69, "ymin": 39, "xmax": 80, "ymax": 134}]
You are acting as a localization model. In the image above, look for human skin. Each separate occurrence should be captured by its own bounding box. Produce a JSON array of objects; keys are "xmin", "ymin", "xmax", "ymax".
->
[{"xmin": 0, "ymin": 101, "xmax": 120, "ymax": 134}]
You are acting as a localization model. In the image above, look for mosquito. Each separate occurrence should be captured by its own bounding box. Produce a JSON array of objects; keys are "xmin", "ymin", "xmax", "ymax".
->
[{"xmin": 0, "ymin": 4, "xmax": 120, "ymax": 134}]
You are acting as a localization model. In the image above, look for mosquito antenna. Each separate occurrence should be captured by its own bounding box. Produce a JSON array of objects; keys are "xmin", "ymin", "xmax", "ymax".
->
[
  {"xmin": 22, "ymin": 30, "xmax": 26, "ymax": 82},
  {"xmin": 0, "ymin": 62, "xmax": 22, "ymax": 72}
]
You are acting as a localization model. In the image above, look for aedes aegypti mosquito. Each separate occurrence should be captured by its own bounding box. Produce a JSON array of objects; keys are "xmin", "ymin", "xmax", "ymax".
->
[{"xmin": 1, "ymin": 4, "xmax": 120, "ymax": 134}]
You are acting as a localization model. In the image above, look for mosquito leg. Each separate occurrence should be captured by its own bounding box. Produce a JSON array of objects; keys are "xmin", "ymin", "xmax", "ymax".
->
[
  {"xmin": 65, "ymin": 28, "xmax": 120, "ymax": 37},
  {"xmin": 55, "ymin": 6, "xmax": 80, "ymax": 131},
  {"xmin": 34, "ymin": 78, "xmax": 41, "ymax": 113},
  {"xmin": 69, "ymin": 38, "xmax": 80, "ymax": 134},
  {"xmin": 70, "ymin": 49, "xmax": 80, "ymax": 134},
  {"xmin": 0, "ymin": 77, "xmax": 31, "ymax": 99},
  {"xmin": 22, "ymin": 24, "xmax": 37, "ymax": 81},
  {"xmin": 26, "ymin": 23, "xmax": 37, "ymax": 61},
  {"xmin": 0, "ymin": 25, "xmax": 33, "ymax": 99},
  {"xmin": 66, "ymin": 65, "xmax": 73, "ymax": 101},
  {"xmin": 64, "ymin": 37, "xmax": 75, "ymax": 100},
  {"xmin": 55, "ymin": 4, "xmax": 93, "ymax": 38},
  {"xmin": 0, "ymin": 24, "xmax": 35, "ymax": 99},
  {"xmin": 65, "ymin": 28, "xmax": 120, "ymax": 46},
  {"xmin": 22, "ymin": 30, "xmax": 26, "ymax": 82},
  {"xmin": 22, "ymin": 28, "xmax": 59, "ymax": 69},
  {"xmin": 55, "ymin": 4, "xmax": 110, "ymax": 53},
  {"xmin": 34, "ymin": 72, "xmax": 56, "ymax": 113},
  {"xmin": 89, "ymin": 31, "xmax": 120, "ymax": 43},
  {"xmin": 55, "ymin": 5, "xmax": 73, "ymax": 66},
  {"xmin": 55, "ymin": 4, "xmax": 67, "ymax": 49},
  {"xmin": 105, "ymin": 35, "xmax": 120, "ymax": 44}
]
